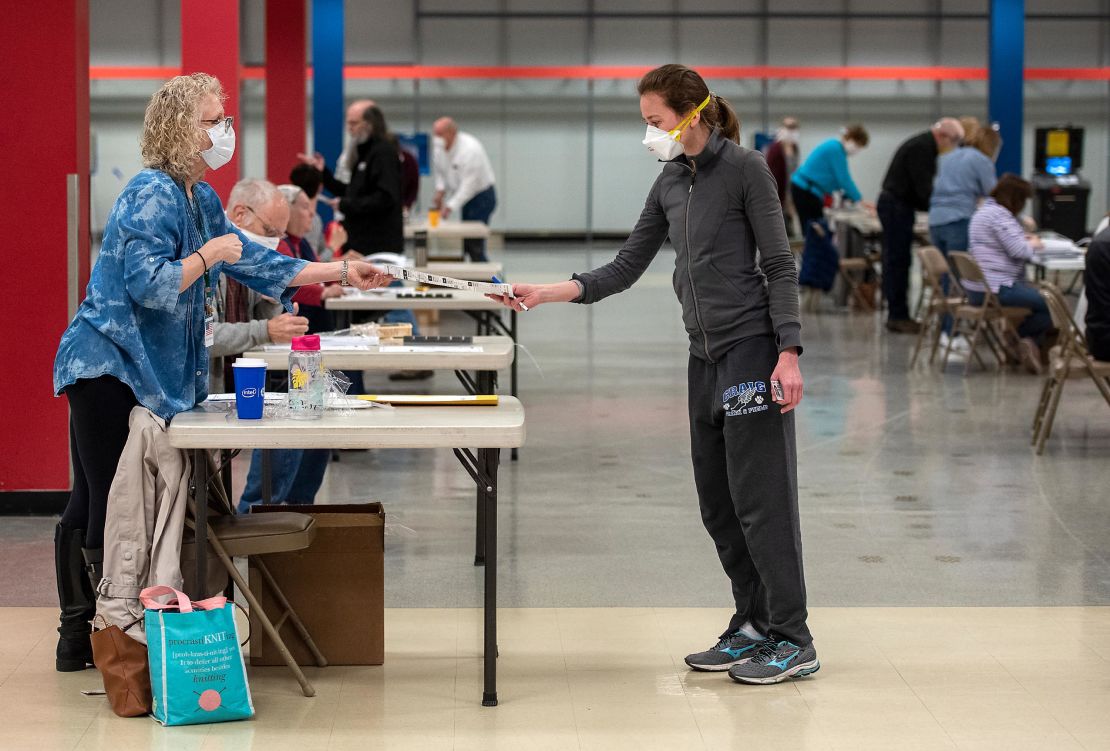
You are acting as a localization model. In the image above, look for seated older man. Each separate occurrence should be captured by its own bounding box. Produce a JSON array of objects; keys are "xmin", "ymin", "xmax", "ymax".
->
[{"xmin": 210, "ymin": 178, "xmax": 310, "ymax": 391}]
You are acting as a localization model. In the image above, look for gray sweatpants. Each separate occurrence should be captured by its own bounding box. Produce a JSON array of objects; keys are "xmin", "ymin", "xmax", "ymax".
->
[{"xmin": 688, "ymin": 334, "xmax": 812, "ymax": 647}]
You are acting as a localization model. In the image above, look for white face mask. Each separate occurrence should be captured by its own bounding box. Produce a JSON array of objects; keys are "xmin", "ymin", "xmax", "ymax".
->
[
  {"xmin": 641, "ymin": 93, "xmax": 711, "ymax": 162},
  {"xmin": 843, "ymin": 141, "xmax": 861, "ymax": 157},
  {"xmin": 237, "ymin": 226, "xmax": 281, "ymax": 251},
  {"xmin": 643, "ymin": 125, "xmax": 686, "ymax": 161},
  {"xmin": 200, "ymin": 121, "xmax": 236, "ymax": 170}
]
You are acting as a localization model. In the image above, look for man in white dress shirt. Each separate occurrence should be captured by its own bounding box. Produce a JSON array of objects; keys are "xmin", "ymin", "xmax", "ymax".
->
[{"xmin": 432, "ymin": 117, "xmax": 497, "ymax": 262}]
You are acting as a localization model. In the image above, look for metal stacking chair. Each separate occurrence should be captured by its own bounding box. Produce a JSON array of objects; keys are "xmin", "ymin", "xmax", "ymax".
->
[
  {"xmin": 181, "ymin": 453, "xmax": 328, "ymax": 697},
  {"xmin": 1031, "ymin": 283, "xmax": 1110, "ymax": 454},
  {"xmin": 944, "ymin": 252, "xmax": 1032, "ymax": 375},
  {"xmin": 910, "ymin": 246, "xmax": 966, "ymax": 367}
]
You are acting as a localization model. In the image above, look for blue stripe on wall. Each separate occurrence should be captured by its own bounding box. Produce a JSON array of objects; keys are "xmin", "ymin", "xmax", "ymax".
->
[{"xmin": 989, "ymin": 0, "xmax": 1024, "ymax": 176}]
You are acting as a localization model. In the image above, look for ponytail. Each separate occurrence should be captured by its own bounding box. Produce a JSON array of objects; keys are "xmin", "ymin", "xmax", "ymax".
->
[{"xmin": 710, "ymin": 94, "xmax": 741, "ymax": 144}]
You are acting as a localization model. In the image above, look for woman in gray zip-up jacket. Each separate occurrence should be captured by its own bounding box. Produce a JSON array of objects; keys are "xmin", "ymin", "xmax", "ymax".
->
[{"xmin": 491, "ymin": 65, "xmax": 818, "ymax": 685}]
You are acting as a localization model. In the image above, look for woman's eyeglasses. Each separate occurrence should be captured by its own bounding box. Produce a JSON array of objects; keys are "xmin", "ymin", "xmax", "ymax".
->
[{"xmin": 200, "ymin": 116, "xmax": 234, "ymax": 134}]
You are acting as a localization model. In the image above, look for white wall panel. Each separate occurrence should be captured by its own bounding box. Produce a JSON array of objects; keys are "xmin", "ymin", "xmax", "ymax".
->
[
  {"xmin": 90, "ymin": 0, "xmax": 179, "ymax": 66},
  {"xmin": 346, "ymin": 0, "xmax": 415, "ymax": 63},
  {"xmin": 940, "ymin": 18, "xmax": 988, "ymax": 67},
  {"xmin": 420, "ymin": 19, "xmax": 502, "ymax": 65},
  {"xmin": 506, "ymin": 19, "xmax": 589, "ymax": 64},
  {"xmin": 677, "ymin": 19, "xmax": 761, "ymax": 67},
  {"xmin": 768, "ymin": 20, "xmax": 845, "ymax": 66},
  {"xmin": 848, "ymin": 20, "xmax": 933, "ymax": 66},
  {"xmin": 1026, "ymin": 20, "xmax": 1105, "ymax": 67},
  {"xmin": 592, "ymin": 19, "xmax": 676, "ymax": 64}
]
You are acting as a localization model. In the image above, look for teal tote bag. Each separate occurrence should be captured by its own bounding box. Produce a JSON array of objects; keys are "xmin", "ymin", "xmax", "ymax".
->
[{"xmin": 141, "ymin": 586, "xmax": 254, "ymax": 726}]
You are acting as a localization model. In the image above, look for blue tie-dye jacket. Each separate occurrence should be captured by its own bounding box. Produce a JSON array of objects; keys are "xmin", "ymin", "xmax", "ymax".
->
[{"xmin": 53, "ymin": 169, "xmax": 308, "ymax": 419}]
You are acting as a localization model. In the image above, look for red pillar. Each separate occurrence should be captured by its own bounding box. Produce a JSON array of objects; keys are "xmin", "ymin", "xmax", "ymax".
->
[
  {"xmin": 266, "ymin": 0, "xmax": 307, "ymax": 184},
  {"xmin": 0, "ymin": 0, "xmax": 89, "ymax": 504},
  {"xmin": 181, "ymin": 0, "xmax": 241, "ymax": 202}
]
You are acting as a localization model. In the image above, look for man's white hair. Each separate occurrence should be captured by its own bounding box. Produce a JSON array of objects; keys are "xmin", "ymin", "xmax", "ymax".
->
[
  {"xmin": 228, "ymin": 178, "xmax": 282, "ymax": 212},
  {"xmin": 277, "ymin": 184, "xmax": 307, "ymax": 206}
]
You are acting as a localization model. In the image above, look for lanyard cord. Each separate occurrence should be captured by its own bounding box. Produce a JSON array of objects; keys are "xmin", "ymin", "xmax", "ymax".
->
[{"xmin": 182, "ymin": 187, "xmax": 211, "ymax": 290}]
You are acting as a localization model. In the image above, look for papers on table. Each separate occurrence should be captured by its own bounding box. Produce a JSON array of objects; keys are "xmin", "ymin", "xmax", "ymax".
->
[
  {"xmin": 1040, "ymin": 238, "xmax": 1081, "ymax": 255},
  {"xmin": 261, "ymin": 335, "xmax": 379, "ymax": 350},
  {"xmin": 383, "ymin": 265, "xmax": 513, "ymax": 297},
  {"xmin": 203, "ymin": 394, "xmax": 379, "ymax": 410},
  {"xmin": 378, "ymin": 345, "xmax": 484, "ymax": 353},
  {"xmin": 355, "ymin": 394, "xmax": 499, "ymax": 406}
]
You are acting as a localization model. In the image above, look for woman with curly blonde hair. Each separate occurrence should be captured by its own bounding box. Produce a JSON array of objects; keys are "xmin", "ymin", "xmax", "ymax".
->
[{"xmin": 50, "ymin": 73, "xmax": 393, "ymax": 672}]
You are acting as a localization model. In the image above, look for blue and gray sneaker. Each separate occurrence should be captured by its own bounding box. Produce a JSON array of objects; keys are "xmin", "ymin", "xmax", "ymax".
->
[
  {"xmin": 728, "ymin": 638, "xmax": 820, "ymax": 684},
  {"xmin": 684, "ymin": 630, "xmax": 764, "ymax": 671}
]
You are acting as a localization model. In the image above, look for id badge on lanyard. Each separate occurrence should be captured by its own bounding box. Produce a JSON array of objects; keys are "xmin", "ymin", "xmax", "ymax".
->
[
  {"xmin": 185, "ymin": 191, "xmax": 216, "ymax": 348},
  {"xmin": 203, "ymin": 275, "xmax": 216, "ymax": 348}
]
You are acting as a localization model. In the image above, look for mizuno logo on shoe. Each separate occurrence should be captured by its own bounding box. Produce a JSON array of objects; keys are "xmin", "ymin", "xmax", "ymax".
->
[
  {"xmin": 720, "ymin": 643, "xmax": 757, "ymax": 659},
  {"xmin": 767, "ymin": 651, "xmax": 799, "ymax": 670}
]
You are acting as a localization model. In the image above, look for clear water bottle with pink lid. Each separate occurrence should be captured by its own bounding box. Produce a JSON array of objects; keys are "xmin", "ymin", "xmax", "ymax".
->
[{"xmin": 288, "ymin": 334, "xmax": 324, "ymax": 419}]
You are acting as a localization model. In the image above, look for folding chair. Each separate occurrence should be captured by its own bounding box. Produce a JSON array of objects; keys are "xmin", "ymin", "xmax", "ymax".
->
[
  {"xmin": 1031, "ymin": 283, "xmax": 1110, "ymax": 454},
  {"xmin": 182, "ymin": 453, "xmax": 328, "ymax": 697},
  {"xmin": 910, "ymin": 246, "xmax": 966, "ymax": 367},
  {"xmin": 944, "ymin": 252, "xmax": 1032, "ymax": 375},
  {"xmin": 839, "ymin": 253, "xmax": 881, "ymax": 311}
]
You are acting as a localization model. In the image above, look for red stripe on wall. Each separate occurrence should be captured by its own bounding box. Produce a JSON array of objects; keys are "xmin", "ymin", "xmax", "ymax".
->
[{"xmin": 90, "ymin": 64, "xmax": 1110, "ymax": 81}]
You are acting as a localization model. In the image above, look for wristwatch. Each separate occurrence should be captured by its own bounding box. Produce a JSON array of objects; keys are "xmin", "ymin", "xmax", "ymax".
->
[{"xmin": 340, "ymin": 259, "xmax": 350, "ymax": 287}]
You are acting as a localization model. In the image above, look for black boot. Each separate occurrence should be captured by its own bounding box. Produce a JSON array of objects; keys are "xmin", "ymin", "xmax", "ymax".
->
[
  {"xmin": 54, "ymin": 524, "xmax": 95, "ymax": 672},
  {"xmin": 82, "ymin": 546, "xmax": 103, "ymax": 595}
]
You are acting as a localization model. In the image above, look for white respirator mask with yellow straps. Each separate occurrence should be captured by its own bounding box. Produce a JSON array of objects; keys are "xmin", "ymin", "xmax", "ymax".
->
[{"xmin": 642, "ymin": 94, "xmax": 711, "ymax": 161}]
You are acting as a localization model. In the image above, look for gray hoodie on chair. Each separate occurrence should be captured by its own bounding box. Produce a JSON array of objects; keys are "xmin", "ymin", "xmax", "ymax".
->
[{"xmin": 573, "ymin": 129, "xmax": 802, "ymax": 361}]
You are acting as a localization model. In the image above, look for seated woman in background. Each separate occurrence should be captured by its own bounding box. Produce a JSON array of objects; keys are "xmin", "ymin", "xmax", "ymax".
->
[
  {"xmin": 276, "ymin": 184, "xmax": 343, "ymax": 334},
  {"xmin": 965, "ymin": 174, "xmax": 1052, "ymax": 373}
]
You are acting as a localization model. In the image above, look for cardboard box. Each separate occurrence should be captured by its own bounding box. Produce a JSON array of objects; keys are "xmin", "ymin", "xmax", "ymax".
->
[{"xmin": 248, "ymin": 503, "xmax": 384, "ymax": 666}]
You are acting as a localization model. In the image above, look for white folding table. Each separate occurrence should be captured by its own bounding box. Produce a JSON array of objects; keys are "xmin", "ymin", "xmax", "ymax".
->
[
  {"xmin": 168, "ymin": 399, "xmax": 526, "ymax": 707},
  {"xmin": 326, "ymin": 291, "xmax": 520, "ymax": 404}
]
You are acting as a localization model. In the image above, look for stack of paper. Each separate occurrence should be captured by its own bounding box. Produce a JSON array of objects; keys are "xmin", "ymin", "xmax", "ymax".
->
[{"xmin": 355, "ymin": 394, "xmax": 498, "ymax": 406}]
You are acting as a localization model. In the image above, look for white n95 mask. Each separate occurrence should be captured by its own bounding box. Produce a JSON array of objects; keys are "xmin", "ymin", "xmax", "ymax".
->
[
  {"xmin": 200, "ymin": 120, "xmax": 236, "ymax": 170},
  {"xmin": 643, "ymin": 125, "xmax": 686, "ymax": 161},
  {"xmin": 237, "ymin": 227, "xmax": 281, "ymax": 251},
  {"xmin": 641, "ymin": 93, "xmax": 712, "ymax": 161}
]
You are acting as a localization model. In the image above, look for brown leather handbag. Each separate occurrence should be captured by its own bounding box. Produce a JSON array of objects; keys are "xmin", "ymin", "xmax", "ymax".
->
[{"xmin": 90, "ymin": 614, "xmax": 152, "ymax": 717}]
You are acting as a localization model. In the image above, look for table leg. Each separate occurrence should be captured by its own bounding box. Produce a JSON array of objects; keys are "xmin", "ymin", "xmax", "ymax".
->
[
  {"xmin": 192, "ymin": 449, "xmax": 208, "ymax": 598},
  {"xmin": 480, "ymin": 446, "xmax": 499, "ymax": 707},
  {"xmin": 510, "ymin": 310, "xmax": 518, "ymax": 462},
  {"xmin": 475, "ymin": 480, "xmax": 487, "ymax": 567},
  {"xmin": 262, "ymin": 449, "xmax": 273, "ymax": 503}
]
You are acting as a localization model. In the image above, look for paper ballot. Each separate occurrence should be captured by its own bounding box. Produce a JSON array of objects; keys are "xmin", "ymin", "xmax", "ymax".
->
[{"xmin": 384, "ymin": 265, "xmax": 514, "ymax": 297}]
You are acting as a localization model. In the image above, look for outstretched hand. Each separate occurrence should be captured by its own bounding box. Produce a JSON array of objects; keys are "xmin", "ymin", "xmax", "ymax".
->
[
  {"xmin": 346, "ymin": 261, "xmax": 393, "ymax": 291},
  {"xmin": 486, "ymin": 283, "xmax": 545, "ymax": 312}
]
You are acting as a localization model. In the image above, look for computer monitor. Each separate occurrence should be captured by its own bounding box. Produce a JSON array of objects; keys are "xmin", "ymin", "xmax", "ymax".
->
[
  {"xmin": 1044, "ymin": 156, "xmax": 1072, "ymax": 176},
  {"xmin": 1034, "ymin": 127, "xmax": 1083, "ymax": 174}
]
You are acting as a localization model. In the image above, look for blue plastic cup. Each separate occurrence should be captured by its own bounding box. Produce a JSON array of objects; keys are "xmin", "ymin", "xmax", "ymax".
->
[{"xmin": 232, "ymin": 358, "xmax": 267, "ymax": 419}]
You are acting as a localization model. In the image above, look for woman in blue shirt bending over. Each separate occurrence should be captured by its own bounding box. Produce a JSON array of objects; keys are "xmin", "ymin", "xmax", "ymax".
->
[
  {"xmin": 789, "ymin": 124, "xmax": 871, "ymax": 234},
  {"xmin": 51, "ymin": 73, "xmax": 392, "ymax": 672}
]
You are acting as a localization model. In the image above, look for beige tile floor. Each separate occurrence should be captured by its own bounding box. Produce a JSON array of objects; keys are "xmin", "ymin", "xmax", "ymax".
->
[{"xmin": 1, "ymin": 606, "xmax": 1109, "ymax": 750}]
